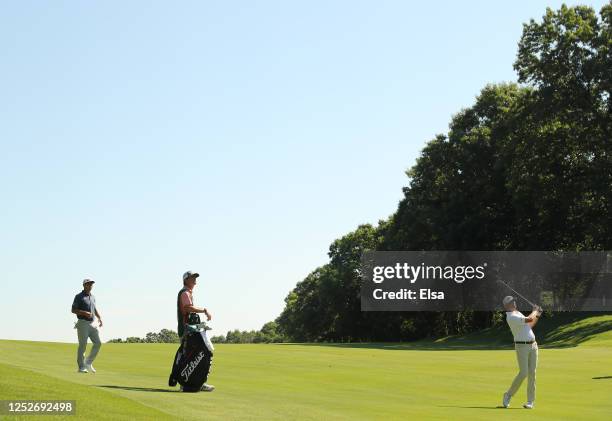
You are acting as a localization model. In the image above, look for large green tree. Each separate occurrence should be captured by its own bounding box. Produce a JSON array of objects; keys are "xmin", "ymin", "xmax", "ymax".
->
[{"xmin": 276, "ymin": 3, "xmax": 612, "ymax": 342}]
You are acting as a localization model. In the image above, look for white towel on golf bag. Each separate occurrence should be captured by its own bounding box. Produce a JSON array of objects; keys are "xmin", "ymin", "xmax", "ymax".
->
[{"xmin": 200, "ymin": 330, "xmax": 214, "ymax": 353}]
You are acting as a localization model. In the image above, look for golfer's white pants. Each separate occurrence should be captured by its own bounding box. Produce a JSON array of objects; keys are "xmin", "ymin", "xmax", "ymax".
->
[
  {"xmin": 76, "ymin": 319, "xmax": 101, "ymax": 369},
  {"xmin": 507, "ymin": 342, "xmax": 538, "ymax": 403}
]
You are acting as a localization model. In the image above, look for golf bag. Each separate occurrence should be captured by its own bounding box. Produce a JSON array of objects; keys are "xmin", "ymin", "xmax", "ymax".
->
[{"xmin": 168, "ymin": 330, "xmax": 213, "ymax": 392}]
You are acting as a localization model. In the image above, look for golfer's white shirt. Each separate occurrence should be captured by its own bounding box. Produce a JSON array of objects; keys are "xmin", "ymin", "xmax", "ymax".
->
[{"xmin": 506, "ymin": 311, "xmax": 536, "ymax": 342}]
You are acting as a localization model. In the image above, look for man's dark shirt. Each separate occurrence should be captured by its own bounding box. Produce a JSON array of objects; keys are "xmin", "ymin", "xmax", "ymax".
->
[{"xmin": 72, "ymin": 291, "xmax": 96, "ymax": 322}]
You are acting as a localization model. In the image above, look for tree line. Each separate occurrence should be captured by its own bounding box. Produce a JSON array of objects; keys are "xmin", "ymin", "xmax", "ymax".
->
[
  {"xmin": 108, "ymin": 329, "xmax": 180, "ymax": 343},
  {"xmin": 210, "ymin": 322, "xmax": 285, "ymax": 344},
  {"xmin": 108, "ymin": 322, "xmax": 286, "ymax": 344}
]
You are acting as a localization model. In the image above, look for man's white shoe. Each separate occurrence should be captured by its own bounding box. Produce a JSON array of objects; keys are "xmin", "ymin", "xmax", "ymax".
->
[
  {"xmin": 502, "ymin": 392, "xmax": 511, "ymax": 408},
  {"xmin": 523, "ymin": 402, "xmax": 534, "ymax": 409},
  {"xmin": 200, "ymin": 384, "xmax": 215, "ymax": 392},
  {"xmin": 86, "ymin": 363, "xmax": 96, "ymax": 373},
  {"xmin": 78, "ymin": 368, "xmax": 88, "ymax": 373}
]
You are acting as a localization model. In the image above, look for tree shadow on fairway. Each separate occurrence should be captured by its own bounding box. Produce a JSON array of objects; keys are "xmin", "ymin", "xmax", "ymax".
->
[
  {"xmin": 276, "ymin": 341, "xmax": 512, "ymax": 351},
  {"xmin": 275, "ymin": 327, "xmax": 516, "ymax": 351},
  {"xmin": 538, "ymin": 316, "xmax": 612, "ymax": 348},
  {"xmin": 592, "ymin": 376, "xmax": 612, "ymax": 380},
  {"xmin": 97, "ymin": 385, "xmax": 178, "ymax": 393}
]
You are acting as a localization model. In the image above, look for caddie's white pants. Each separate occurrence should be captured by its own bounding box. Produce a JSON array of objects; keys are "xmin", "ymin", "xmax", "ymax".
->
[{"xmin": 506, "ymin": 342, "xmax": 538, "ymax": 403}]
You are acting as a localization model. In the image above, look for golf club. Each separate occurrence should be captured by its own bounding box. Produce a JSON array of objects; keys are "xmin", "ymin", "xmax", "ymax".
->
[{"xmin": 497, "ymin": 279, "xmax": 539, "ymax": 309}]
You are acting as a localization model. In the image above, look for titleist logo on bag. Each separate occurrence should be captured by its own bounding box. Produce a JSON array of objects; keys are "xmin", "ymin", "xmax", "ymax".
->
[{"xmin": 180, "ymin": 351, "xmax": 205, "ymax": 382}]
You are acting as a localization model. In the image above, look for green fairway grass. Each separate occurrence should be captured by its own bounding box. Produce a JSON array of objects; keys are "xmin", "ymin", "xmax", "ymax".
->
[{"xmin": 1, "ymin": 314, "xmax": 611, "ymax": 420}]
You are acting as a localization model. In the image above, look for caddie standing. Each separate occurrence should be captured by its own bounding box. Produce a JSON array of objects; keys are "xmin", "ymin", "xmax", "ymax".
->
[
  {"xmin": 177, "ymin": 271, "xmax": 212, "ymax": 339},
  {"xmin": 71, "ymin": 278, "xmax": 103, "ymax": 373},
  {"xmin": 172, "ymin": 270, "xmax": 215, "ymax": 392},
  {"xmin": 502, "ymin": 295, "xmax": 542, "ymax": 409}
]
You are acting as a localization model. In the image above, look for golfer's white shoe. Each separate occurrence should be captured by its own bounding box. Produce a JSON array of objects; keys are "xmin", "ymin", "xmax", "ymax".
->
[
  {"xmin": 200, "ymin": 384, "xmax": 215, "ymax": 392},
  {"xmin": 523, "ymin": 402, "xmax": 534, "ymax": 409},
  {"xmin": 502, "ymin": 392, "xmax": 511, "ymax": 408},
  {"xmin": 86, "ymin": 363, "xmax": 96, "ymax": 373},
  {"xmin": 78, "ymin": 368, "xmax": 88, "ymax": 373}
]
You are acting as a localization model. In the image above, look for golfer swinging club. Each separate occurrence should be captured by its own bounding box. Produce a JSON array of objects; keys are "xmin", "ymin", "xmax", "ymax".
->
[
  {"xmin": 502, "ymin": 295, "xmax": 542, "ymax": 409},
  {"xmin": 71, "ymin": 278, "xmax": 103, "ymax": 373}
]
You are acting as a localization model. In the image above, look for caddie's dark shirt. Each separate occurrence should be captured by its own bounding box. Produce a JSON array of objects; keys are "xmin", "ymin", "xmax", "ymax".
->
[{"xmin": 72, "ymin": 291, "xmax": 96, "ymax": 322}]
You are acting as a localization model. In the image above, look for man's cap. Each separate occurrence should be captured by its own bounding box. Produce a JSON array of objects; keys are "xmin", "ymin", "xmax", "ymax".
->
[
  {"xmin": 502, "ymin": 295, "xmax": 515, "ymax": 306},
  {"xmin": 183, "ymin": 271, "xmax": 200, "ymax": 281},
  {"xmin": 83, "ymin": 278, "xmax": 95, "ymax": 286}
]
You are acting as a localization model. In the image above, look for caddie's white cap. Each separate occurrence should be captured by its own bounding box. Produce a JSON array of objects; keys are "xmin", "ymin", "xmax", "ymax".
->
[
  {"xmin": 183, "ymin": 271, "xmax": 200, "ymax": 281},
  {"xmin": 502, "ymin": 295, "xmax": 515, "ymax": 306},
  {"xmin": 83, "ymin": 278, "xmax": 95, "ymax": 285}
]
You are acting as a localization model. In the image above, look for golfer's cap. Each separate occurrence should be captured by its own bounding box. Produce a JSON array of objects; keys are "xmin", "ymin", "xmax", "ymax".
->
[
  {"xmin": 183, "ymin": 271, "xmax": 200, "ymax": 281},
  {"xmin": 83, "ymin": 278, "xmax": 95, "ymax": 285},
  {"xmin": 502, "ymin": 295, "xmax": 515, "ymax": 306}
]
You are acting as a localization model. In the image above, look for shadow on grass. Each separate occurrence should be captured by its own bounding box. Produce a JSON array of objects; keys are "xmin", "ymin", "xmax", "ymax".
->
[
  {"xmin": 437, "ymin": 405, "xmax": 520, "ymax": 410},
  {"xmin": 98, "ymin": 385, "xmax": 177, "ymax": 393},
  {"xmin": 276, "ymin": 313, "xmax": 612, "ymax": 351},
  {"xmin": 592, "ymin": 376, "xmax": 612, "ymax": 380},
  {"xmin": 275, "ymin": 341, "xmax": 511, "ymax": 351}
]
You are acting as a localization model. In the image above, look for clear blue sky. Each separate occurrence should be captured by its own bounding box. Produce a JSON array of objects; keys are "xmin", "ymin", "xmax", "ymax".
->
[{"xmin": 1, "ymin": 1, "xmax": 607, "ymax": 342}]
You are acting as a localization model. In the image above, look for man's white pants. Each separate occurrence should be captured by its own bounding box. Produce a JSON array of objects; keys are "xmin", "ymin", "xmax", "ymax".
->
[
  {"xmin": 506, "ymin": 342, "xmax": 538, "ymax": 403},
  {"xmin": 76, "ymin": 319, "xmax": 101, "ymax": 370}
]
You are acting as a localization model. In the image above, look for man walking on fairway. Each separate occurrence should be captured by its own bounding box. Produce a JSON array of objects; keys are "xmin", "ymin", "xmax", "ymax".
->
[
  {"xmin": 502, "ymin": 296, "xmax": 542, "ymax": 409},
  {"xmin": 71, "ymin": 278, "xmax": 103, "ymax": 373}
]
